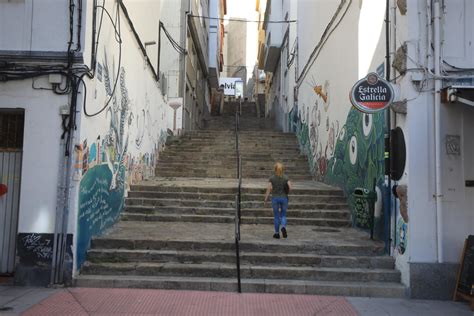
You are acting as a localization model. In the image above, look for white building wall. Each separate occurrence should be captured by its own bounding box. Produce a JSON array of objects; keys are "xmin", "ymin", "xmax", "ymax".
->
[
  {"xmin": 0, "ymin": 81, "xmax": 67, "ymax": 234},
  {"xmin": 0, "ymin": 0, "xmax": 71, "ymax": 52},
  {"xmin": 208, "ymin": 0, "xmax": 219, "ymax": 70},
  {"xmin": 0, "ymin": 0, "xmax": 172, "ymax": 284},
  {"xmin": 73, "ymin": 0, "xmax": 172, "ymax": 269},
  {"xmin": 405, "ymin": 0, "xmax": 474, "ymax": 266},
  {"xmin": 295, "ymin": 1, "xmax": 361, "ymax": 173},
  {"xmin": 160, "ymin": 0, "xmax": 184, "ymax": 100}
]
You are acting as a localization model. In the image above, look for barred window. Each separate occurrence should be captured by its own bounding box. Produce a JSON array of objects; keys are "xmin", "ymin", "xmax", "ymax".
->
[{"xmin": 0, "ymin": 110, "xmax": 24, "ymax": 150}]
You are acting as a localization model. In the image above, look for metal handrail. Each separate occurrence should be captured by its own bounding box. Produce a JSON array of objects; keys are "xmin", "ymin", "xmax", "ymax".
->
[
  {"xmin": 234, "ymin": 99, "xmax": 242, "ymax": 293},
  {"xmin": 234, "ymin": 195, "xmax": 241, "ymax": 293}
]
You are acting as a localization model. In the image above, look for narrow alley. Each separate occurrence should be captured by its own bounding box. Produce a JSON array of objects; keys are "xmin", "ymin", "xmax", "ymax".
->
[{"xmin": 0, "ymin": 0, "xmax": 473, "ymax": 314}]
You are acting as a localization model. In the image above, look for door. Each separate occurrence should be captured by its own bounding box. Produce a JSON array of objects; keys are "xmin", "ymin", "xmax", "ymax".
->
[{"xmin": 0, "ymin": 109, "xmax": 24, "ymax": 275}]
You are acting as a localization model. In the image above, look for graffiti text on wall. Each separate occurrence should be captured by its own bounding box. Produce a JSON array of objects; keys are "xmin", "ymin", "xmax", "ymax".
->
[
  {"xmin": 20, "ymin": 233, "xmax": 52, "ymax": 260},
  {"xmin": 17, "ymin": 233, "xmax": 73, "ymax": 264}
]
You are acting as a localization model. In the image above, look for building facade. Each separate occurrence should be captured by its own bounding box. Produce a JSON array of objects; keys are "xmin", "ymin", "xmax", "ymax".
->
[
  {"xmin": 260, "ymin": 0, "xmax": 474, "ymax": 299},
  {"xmin": 0, "ymin": 0, "xmax": 222, "ymax": 286}
]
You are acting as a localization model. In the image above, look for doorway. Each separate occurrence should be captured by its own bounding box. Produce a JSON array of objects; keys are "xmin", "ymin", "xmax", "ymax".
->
[{"xmin": 0, "ymin": 109, "xmax": 24, "ymax": 275}]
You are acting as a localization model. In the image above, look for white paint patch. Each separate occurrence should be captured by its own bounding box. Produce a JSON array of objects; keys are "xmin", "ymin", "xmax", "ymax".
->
[
  {"xmin": 350, "ymin": 136, "xmax": 358, "ymax": 165},
  {"xmin": 375, "ymin": 186, "xmax": 382, "ymax": 218},
  {"xmin": 363, "ymin": 113, "xmax": 373, "ymax": 137}
]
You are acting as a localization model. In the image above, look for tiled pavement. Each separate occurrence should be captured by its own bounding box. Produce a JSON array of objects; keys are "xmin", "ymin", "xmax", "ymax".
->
[{"xmin": 0, "ymin": 285, "xmax": 472, "ymax": 316}]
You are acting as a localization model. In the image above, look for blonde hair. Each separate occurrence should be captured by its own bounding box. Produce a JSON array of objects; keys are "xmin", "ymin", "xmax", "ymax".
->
[{"xmin": 274, "ymin": 162, "xmax": 284, "ymax": 177}]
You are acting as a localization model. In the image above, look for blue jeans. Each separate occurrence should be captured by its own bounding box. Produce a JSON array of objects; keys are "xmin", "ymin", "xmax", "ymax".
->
[{"xmin": 272, "ymin": 197, "xmax": 288, "ymax": 233}]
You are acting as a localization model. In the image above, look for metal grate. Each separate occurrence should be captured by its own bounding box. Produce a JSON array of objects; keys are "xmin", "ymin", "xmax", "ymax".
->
[{"xmin": 0, "ymin": 111, "xmax": 24, "ymax": 150}]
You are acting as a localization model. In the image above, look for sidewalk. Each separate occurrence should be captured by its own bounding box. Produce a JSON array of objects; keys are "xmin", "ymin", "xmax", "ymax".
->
[{"xmin": 0, "ymin": 285, "xmax": 471, "ymax": 316}]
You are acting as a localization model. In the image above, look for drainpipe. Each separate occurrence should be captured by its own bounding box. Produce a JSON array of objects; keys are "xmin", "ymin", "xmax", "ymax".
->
[
  {"xmin": 181, "ymin": 0, "xmax": 191, "ymax": 134},
  {"xmin": 433, "ymin": 0, "xmax": 444, "ymax": 263}
]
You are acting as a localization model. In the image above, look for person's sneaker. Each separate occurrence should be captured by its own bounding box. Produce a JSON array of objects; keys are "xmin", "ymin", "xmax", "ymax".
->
[
  {"xmin": 281, "ymin": 227, "xmax": 287, "ymax": 238},
  {"xmin": 273, "ymin": 233, "xmax": 280, "ymax": 239}
]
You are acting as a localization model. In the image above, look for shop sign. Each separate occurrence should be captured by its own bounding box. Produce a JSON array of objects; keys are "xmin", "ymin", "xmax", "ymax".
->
[{"xmin": 350, "ymin": 72, "xmax": 394, "ymax": 113}]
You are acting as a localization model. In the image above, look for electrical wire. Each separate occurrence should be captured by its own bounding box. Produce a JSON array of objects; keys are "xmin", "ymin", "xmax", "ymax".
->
[
  {"xmin": 296, "ymin": 0, "xmax": 352, "ymax": 87},
  {"xmin": 160, "ymin": 22, "xmax": 186, "ymax": 54},
  {"xmin": 189, "ymin": 14, "xmax": 296, "ymax": 23},
  {"xmin": 84, "ymin": 1, "xmax": 122, "ymax": 117}
]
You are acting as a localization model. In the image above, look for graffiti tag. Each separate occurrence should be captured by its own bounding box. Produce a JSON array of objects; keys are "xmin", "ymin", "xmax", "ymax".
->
[{"xmin": 21, "ymin": 234, "xmax": 53, "ymax": 259}]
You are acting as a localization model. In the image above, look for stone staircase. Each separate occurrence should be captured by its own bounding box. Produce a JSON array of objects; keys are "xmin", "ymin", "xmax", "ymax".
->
[{"xmin": 75, "ymin": 101, "xmax": 405, "ymax": 297}]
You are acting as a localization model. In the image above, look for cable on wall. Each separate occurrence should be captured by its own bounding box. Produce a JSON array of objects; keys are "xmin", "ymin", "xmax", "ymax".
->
[{"xmin": 296, "ymin": 0, "xmax": 352, "ymax": 87}]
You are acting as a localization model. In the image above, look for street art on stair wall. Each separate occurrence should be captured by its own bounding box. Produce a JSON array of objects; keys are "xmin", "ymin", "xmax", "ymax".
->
[
  {"xmin": 76, "ymin": 50, "xmax": 169, "ymax": 268},
  {"xmin": 290, "ymin": 84, "xmax": 386, "ymax": 239}
]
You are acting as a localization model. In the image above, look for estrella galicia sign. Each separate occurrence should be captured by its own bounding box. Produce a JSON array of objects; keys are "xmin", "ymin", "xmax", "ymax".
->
[{"xmin": 350, "ymin": 72, "xmax": 394, "ymax": 113}]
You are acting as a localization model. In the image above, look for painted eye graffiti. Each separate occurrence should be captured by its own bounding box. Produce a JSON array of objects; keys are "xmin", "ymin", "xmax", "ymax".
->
[
  {"xmin": 339, "ymin": 126, "xmax": 346, "ymax": 141},
  {"xmin": 363, "ymin": 113, "xmax": 373, "ymax": 137},
  {"xmin": 328, "ymin": 124, "xmax": 335, "ymax": 155},
  {"xmin": 349, "ymin": 136, "xmax": 358, "ymax": 165}
]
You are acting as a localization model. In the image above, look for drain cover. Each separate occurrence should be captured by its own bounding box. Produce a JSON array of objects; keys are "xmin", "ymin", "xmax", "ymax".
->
[{"xmin": 0, "ymin": 307, "xmax": 13, "ymax": 311}]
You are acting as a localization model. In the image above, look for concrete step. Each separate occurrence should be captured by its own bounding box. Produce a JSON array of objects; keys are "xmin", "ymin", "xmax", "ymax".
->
[
  {"xmin": 74, "ymin": 275, "xmax": 406, "ymax": 297},
  {"xmin": 154, "ymin": 172, "xmax": 313, "ymax": 181},
  {"xmin": 155, "ymin": 161, "xmax": 310, "ymax": 169},
  {"xmin": 160, "ymin": 149, "xmax": 302, "ymax": 156},
  {"xmin": 154, "ymin": 169, "xmax": 312, "ymax": 178},
  {"xmin": 168, "ymin": 138, "xmax": 298, "ymax": 144},
  {"xmin": 127, "ymin": 191, "xmax": 347, "ymax": 204},
  {"xmin": 123, "ymin": 205, "xmax": 350, "ymax": 220},
  {"xmin": 85, "ymin": 249, "xmax": 394, "ymax": 269},
  {"xmin": 120, "ymin": 212, "xmax": 350, "ymax": 227},
  {"xmin": 240, "ymin": 216, "xmax": 350, "ymax": 227},
  {"xmin": 127, "ymin": 191, "xmax": 237, "ymax": 200},
  {"xmin": 80, "ymin": 261, "xmax": 400, "ymax": 283},
  {"xmin": 185, "ymin": 131, "xmax": 296, "ymax": 138},
  {"xmin": 90, "ymin": 238, "xmax": 385, "ymax": 256},
  {"xmin": 240, "ymin": 201, "xmax": 348, "ymax": 209},
  {"xmin": 125, "ymin": 197, "xmax": 346, "ymax": 210},
  {"xmin": 130, "ymin": 185, "xmax": 237, "ymax": 194},
  {"xmin": 129, "ymin": 185, "xmax": 343, "ymax": 197},
  {"xmin": 121, "ymin": 213, "xmax": 235, "ymax": 223},
  {"xmin": 242, "ymin": 194, "xmax": 347, "ymax": 203},
  {"xmin": 124, "ymin": 205, "xmax": 234, "ymax": 215},
  {"xmin": 156, "ymin": 158, "xmax": 308, "ymax": 165},
  {"xmin": 125, "ymin": 197, "xmax": 235, "ymax": 208},
  {"xmin": 241, "ymin": 208, "xmax": 350, "ymax": 219}
]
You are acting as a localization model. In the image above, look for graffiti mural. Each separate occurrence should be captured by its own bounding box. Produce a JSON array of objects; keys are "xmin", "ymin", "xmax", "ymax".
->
[
  {"xmin": 291, "ymin": 85, "xmax": 387, "ymax": 238},
  {"xmin": 76, "ymin": 50, "xmax": 168, "ymax": 268},
  {"xmin": 74, "ymin": 53, "xmax": 143, "ymax": 267},
  {"xmin": 76, "ymin": 56, "xmax": 131, "ymax": 267},
  {"xmin": 326, "ymin": 108, "xmax": 385, "ymax": 234}
]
